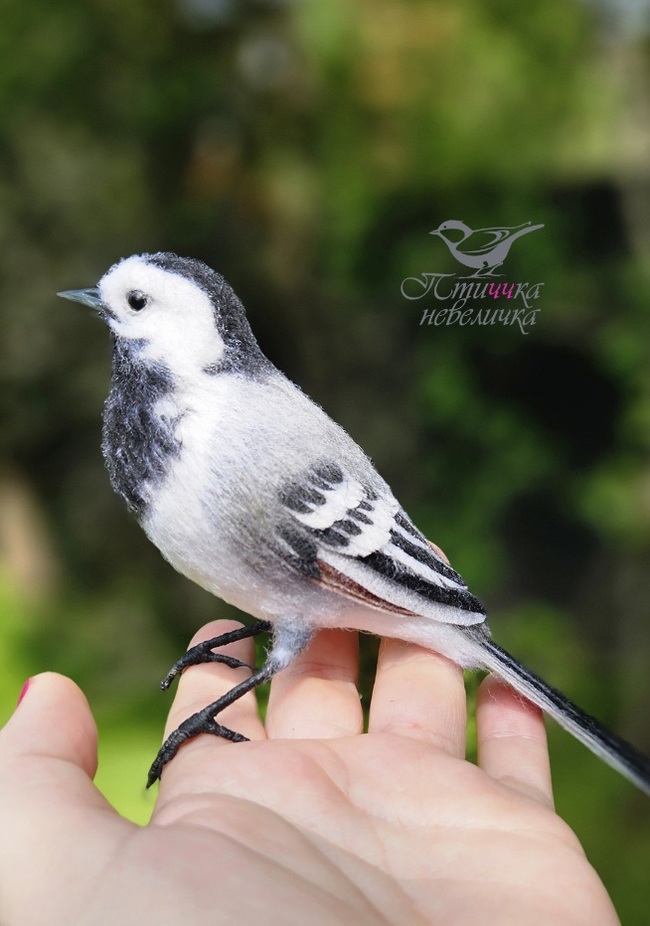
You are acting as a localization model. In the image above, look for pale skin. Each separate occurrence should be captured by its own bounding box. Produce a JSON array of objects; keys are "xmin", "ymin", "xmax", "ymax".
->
[{"xmin": 0, "ymin": 619, "xmax": 619, "ymax": 926}]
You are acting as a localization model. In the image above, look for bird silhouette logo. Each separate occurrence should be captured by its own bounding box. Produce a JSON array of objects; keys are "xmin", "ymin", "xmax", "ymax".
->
[{"xmin": 430, "ymin": 220, "xmax": 544, "ymax": 277}]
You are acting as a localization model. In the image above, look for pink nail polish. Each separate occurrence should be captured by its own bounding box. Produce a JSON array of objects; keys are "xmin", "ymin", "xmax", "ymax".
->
[{"xmin": 16, "ymin": 678, "xmax": 32, "ymax": 706}]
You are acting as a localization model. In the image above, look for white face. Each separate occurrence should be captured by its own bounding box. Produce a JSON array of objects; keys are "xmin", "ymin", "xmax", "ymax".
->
[{"xmin": 98, "ymin": 255, "xmax": 226, "ymax": 374}]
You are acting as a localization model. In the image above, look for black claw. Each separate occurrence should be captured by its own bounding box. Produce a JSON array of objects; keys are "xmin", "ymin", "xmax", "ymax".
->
[
  {"xmin": 159, "ymin": 621, "xmax": 272, "ymax": 690},
  {"xmin": 161, "ymin": 652, "xmax": 254, "ymax": 691},
  {"xmin": 147, "ymin": 714, "xmax": 250, "ymax": 788}
]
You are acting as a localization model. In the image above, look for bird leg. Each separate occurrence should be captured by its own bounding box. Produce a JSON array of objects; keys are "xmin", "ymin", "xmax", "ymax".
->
[
  {"xmin": 159, "ymin": 620, "xmax": 272, "ymax": 690},
  {"xmin": 148, "ymin": 621, "xmax": 314, "ymax": 786}
]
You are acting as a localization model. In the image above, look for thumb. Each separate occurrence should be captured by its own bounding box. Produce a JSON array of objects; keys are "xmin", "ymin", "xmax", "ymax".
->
[
  {"xmin": 0, "ymin": 672, "xmax": 99, "ymax": 784},
  {"xmin": 0, "ymin": 675, "xmax": 129, "ymax": 924}
]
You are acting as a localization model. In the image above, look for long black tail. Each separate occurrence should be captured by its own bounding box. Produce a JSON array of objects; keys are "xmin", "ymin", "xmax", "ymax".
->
[{"xmin": 477, "ymin": 637, "xmax": 650, "ymax": 797}]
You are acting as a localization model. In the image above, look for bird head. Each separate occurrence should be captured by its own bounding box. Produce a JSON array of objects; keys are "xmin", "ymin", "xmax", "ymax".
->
[
  {"xmin": 58, "ymin": 253, "xmax": 267, "ymax": 378},
  {"xmin": 430, "ymin": 220, "xmax": 470, "ymax": 241}
]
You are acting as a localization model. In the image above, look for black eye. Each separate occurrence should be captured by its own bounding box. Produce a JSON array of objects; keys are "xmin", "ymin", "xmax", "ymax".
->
[{"xmin": 127, "ymin": 290, "xmax": 148, "ymax": 311}]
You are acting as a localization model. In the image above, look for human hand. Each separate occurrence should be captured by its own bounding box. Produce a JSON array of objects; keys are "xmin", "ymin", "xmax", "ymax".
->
[{"xmin": 0, "ymin": 620, "xmax": 620, "ymax": 926}]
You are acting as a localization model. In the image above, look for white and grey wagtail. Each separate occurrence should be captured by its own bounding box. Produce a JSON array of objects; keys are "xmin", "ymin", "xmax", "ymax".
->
[{"xmin": 59, "ymin": 252, "xmax": 650, "ymax": 793}]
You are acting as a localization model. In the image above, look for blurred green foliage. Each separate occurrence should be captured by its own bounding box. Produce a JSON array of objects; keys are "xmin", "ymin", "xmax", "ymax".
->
[{"xmin": 1, "ymin": 0, "xmax": 650, "ymax": 920}]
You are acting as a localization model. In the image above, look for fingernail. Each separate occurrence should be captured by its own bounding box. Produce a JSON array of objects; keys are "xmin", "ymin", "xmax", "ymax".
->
[{"xmin": 17, "ymin": 678, "xmax": 32, "ymax": 707}]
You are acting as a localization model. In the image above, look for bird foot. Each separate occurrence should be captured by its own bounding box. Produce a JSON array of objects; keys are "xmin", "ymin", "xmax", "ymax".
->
[
  {"xmin": 147, "ymin": 707, "xmax": 250, "ymax": 787},
  {"xmin": 149, "ymin": 620, "xmax": 314, "ymax": 786},
  {"xmin": 160, "ymin": 620, "xmax": 272, "ymax": 690},
  {"xmin": 148, "ymin": 653, "xmax": 279, "ymax": 787}
]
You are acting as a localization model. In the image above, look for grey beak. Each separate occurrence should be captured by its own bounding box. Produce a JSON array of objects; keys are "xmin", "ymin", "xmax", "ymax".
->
[{"xmin": 57, "ymin": 287, "xmax": 103, "ymax": 310}]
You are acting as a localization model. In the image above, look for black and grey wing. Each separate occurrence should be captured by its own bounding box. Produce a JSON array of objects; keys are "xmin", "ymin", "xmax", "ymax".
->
[{"xmin": 275, "ymin": 462, "xmax": 485, "ymax": 626}]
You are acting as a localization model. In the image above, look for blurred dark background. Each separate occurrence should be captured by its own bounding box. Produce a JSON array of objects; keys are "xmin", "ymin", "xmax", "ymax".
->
[{"xmin": 1, "ymin": 0, "xmax": 650, "ymax": 918}]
